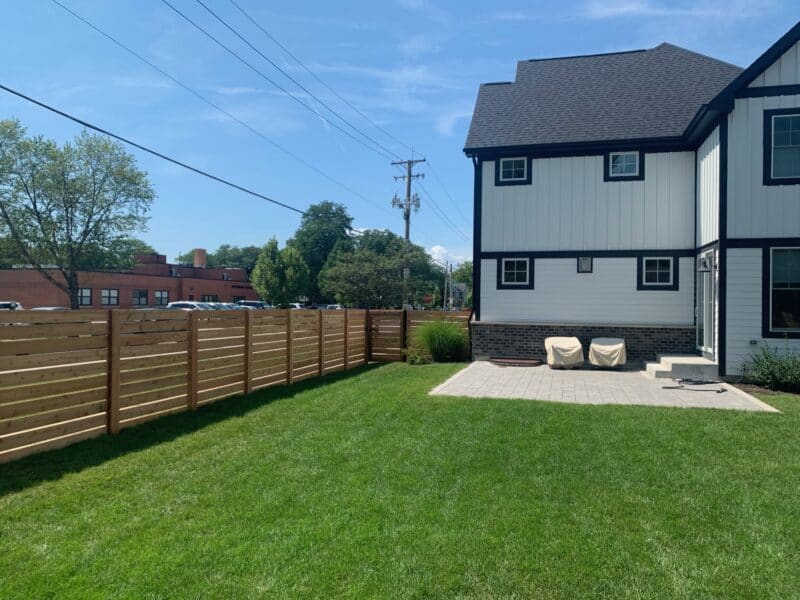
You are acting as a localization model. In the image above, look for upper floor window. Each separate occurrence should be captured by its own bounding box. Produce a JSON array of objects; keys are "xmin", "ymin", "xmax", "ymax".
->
[
  {"xmin": 770, "ymin": 248, "xmax": 800, "ymax": 333},
  {"xmin": 495, "ymin": 157, "xmax": 531, "ymax": 186},
  {"xmin": 101, "ymin": 288, "xmax": 119, "ymax": 306},
  {"xmin": 604, "ymin": 151, "xmax": 644, "ymax": 182},
  {"xmin": 765, "ymin": 110, "xmax": 800, "ymax": 185}
]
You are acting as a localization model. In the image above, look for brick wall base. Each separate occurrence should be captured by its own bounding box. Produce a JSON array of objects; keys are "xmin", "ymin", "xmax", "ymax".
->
[{"xmin": 471, "ymin": 322, "xmax": 696, "ymax": 366}]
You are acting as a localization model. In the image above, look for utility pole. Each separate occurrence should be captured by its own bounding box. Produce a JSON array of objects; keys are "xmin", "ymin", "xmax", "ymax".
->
[
  {"xmin": 392, "ymin": 158, "xmax": 425, "ymax": 307},
  {"xmin": 392, "ymin": 158, "xmax": 425, "ymax": 242}
]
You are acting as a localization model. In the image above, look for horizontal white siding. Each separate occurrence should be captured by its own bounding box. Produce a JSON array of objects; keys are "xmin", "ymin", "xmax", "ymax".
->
[
  {"xmin": 728, "ymin": 96, "xmax": 800, "ymax": 239},
  {"xmin": 749, "ymin": 41, "xmax": 800, "ymax": 87},
  {"xmin": 696, "ymin": 126, "xmax": 719, "ymax": 246},
  {"xmin": 481, "ymin": 152, "xmax": 695, "ymax": 252},
  {"xmin": 726, "ymin": 248, "xmax": 800, "ymax": 375},
  {"xmin": 480, "ymin": 257, "xmax": 694, "ymax": 325}
]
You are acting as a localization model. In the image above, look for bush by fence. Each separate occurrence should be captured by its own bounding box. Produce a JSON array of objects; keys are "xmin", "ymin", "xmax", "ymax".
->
[{"xmin": 0, "ymin": 309, "xmax": 469, "ymax": 463}]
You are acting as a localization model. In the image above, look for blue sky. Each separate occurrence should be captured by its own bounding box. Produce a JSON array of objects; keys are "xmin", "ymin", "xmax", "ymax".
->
[{"xmin": 1, "ymin": 1, "xmax": 797, "ymax": 266}]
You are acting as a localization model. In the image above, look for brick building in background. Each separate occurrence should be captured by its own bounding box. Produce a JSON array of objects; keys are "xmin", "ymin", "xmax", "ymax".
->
[{"xmin": 0, "ymin": 248, "xmax": 259, "ymax": 308}]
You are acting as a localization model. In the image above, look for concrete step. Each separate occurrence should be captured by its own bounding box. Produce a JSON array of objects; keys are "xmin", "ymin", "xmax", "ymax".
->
[{"xmin": 644, "ymin": 355, "xmax": 719, "ymax": 380}]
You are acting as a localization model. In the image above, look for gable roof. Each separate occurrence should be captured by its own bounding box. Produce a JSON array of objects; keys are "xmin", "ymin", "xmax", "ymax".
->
[{"xmin": 464, "ymin": 43, "xmax": 743, "ymax": 154}]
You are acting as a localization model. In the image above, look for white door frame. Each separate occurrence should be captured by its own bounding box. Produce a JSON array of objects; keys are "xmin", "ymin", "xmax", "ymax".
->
[{"xmin": 696, "ymin": 249, "xmax": 717, "ymax": 358}]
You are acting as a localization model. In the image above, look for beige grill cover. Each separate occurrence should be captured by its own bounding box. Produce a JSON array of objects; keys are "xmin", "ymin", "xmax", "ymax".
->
[
  {"xmin": 589, "ymin": 337, "xmax": 627, "ymax": 367},
  {"xmin": 544, "ymin": 336, "xmax": 584, "ymax": 368}
]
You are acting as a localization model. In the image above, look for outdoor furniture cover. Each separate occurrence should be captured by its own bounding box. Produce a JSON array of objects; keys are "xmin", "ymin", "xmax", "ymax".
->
[
  {"xmin": 589, "ymin": 337, "xmax": 627, "ymax": 367},
  {"xmin": 544, "ymin": 337, "xmax": 584, "ymax": 368}
]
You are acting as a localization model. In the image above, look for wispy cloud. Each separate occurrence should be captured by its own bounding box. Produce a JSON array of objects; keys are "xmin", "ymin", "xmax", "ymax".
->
[
  {"xmin": 429, "ymin": 245, "xmax": 470, "ymax": 264},
  {"xmin": 395, "ymin": 0, "xmax": 450, "ymax": 25},
  {"xmin": 399, "ymin": 33, "xmax": 443, "ymax": 57},
  {"xmin": 435, "ymin": 106, "xmax": 473, "ymax": 136},
  {"xmin": 582, "ymin": 0, "xmax": 764, "ymax": 19},
  {"xmin": 212, "ymin": 86, "xmax": 260, "ymax": 96}
]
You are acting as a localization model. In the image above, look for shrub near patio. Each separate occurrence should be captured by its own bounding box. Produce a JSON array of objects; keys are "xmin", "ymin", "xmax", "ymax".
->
[
  {"xmin": 742, "ymin": 344, "xmax": 800, "ymax": 392},
  {"xmin": 410, "ymin": 319, "xmax": 469, "ymax": 364}
]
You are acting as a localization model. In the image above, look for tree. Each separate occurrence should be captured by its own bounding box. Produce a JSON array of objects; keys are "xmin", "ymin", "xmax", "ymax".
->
[
  {"xmin": 451, "ymin": 260, "xmax": 473, "ymax": 308},
  {"xmin": 0, "ymin": 120, "xmax": 155, "ymax": 308},
  {"xmin": 287, "ymin": 201, "xmax": 352, "ymax": 303},
  {"xmin": 318, "ymin": 229, "xmax": 442, "ymax": 308},
  {"xmin": 176, "ymin": 244, "xmax": 261, "ymax": 271},
  {"xmin": 250, "ymin": 238, "xmax": 310, "ymax": 306}
]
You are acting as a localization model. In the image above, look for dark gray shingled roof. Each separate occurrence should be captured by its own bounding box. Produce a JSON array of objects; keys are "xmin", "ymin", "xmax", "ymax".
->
[{"xmin": 464, "ymin": 43, "xmax": 743, "ymax": 152}]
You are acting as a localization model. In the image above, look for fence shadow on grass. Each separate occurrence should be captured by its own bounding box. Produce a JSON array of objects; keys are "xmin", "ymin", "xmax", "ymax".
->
[{"xmin": 0, "ymin": 363, "xmax": 382, "ymax": 497}]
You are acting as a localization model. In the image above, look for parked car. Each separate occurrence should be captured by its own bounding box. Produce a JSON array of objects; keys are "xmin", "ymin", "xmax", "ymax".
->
[
  {"xmin": 30, "ymin": 306, "xmax": 69, "ymax": 311},
  {"xmin": 166, "ymin": 301, "xmax": 213, "ymax": 311},
  {"xmin": 236, "ymin": 300, "xmax": 272, "ymax": 310},
  {"xmin": 0, "ymin": 301, "xmax": 24, "ymax": 310},
  {"xmin": 326, "ymin": 304, "xmax": 344, "ymax": 310},
  {"xmin": 289, "ymin": 303, "xmax": 304, "ymax": 310}
]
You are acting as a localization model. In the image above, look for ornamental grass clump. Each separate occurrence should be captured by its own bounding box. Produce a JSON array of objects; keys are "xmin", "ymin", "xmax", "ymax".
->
[
  {"xmin": 742, "ymin": 343, "xmax": 800, "ymax": 392},
  {"xmin": 414, "ymin": 320, "xmax": 469, "ymax": 363}
]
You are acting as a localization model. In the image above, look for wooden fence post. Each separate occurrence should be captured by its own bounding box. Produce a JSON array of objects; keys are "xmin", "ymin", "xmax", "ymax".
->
[
  {"xmin": 286, "ymin": 310, "xmax": 294, "ymax": 385},
  {"xmin": 365, "ymin": 309, "xmax": 372, "ymax": 362},
  {"xmin": 244, "ymin": 310, "xmax": 253, "ymax": 395},
  {"xmin": 107, "ymin": 309, "xmax": 121, "ymax": 435},
  {"xmin": 401, "ymin": 309, "xmax": 409, "ymax": 360},
  {"xmin": 343, "ymin": 310, "xmax": 349, "ymax": 370},
  {"xmin": 188, "ymin": 311, "xmax": 199, "ymax": 410},
  {"xmin": 318, "ymin": 310, "xmax": 324, "ymax": 377}
]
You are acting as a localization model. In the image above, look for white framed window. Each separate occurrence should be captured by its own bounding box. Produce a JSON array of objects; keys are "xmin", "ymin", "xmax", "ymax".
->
[
  {"xmin": 101, "ymin": 288, "xmax": 119, "ymax": 306},
  {"xmin": 501, "ymin": 258, "xmax": 529, "ymax": 285},
  {"xmin": 643, "ymin": 257, "xmax": 673, "ymax": 286},
  {"xmin": 78, "ymin": 288, "xmax": 92, "ymax": 306},
  {"xmin": 609, "ymin": 151, "xmax": 639, "ymax": 177},
  {"xmin": 499, "ymin": 158, "xmax": 527, "ymax": 182},
  {"xmin": 770, "ymin": 247, "xmax": 800, "ymax": 332},
  {"xmin": 771, "ymin": 113, "xmax": 800, "ymax": 179}
]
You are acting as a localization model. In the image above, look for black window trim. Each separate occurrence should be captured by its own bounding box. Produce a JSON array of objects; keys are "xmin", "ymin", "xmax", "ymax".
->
[
  {"xmin": 636, "ymin": 256, "xmax": 679, "ymax": 291},
  {"xmin": 132, "ymin": 289, "xmax": 148, "ymax": 306},
  {"xmin": 763, "ymin": 246, "xmax": 800, "ymax": 338},
  {"xmin": 496, "ymin": 257, "xmax": 534, "ymax": 290},
  {"xmin": 603, "ymin": 150, "xmax": 645, "ymax": 182},
  {"xmin": 100, "ymin": 288, "xmax": 119, "ymax": 306},
  {"xmin": 78, "ymin": 287, "xmax": 92, "ymax": 306},
  {"xmin": 494, "ymin": 157, "xmax": 532, "ymax": 186},
  {"xmin": 763, "ymin": 107, "xmax": 800, "ymax": 186},
  {"xmin": 154, "ymin": 290, "xmax": 169, "ymax": 306}
]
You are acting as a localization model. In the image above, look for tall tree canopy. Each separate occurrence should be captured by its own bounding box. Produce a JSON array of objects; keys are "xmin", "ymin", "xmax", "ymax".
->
[
  {"xmin": 319, "ymin": 229, "xmax": 442, "ymax": 308},
  {"xmin": 287, "ymin": 201, "xmax": 353, "ymax": 303},
  {"xmin": 176, "ymin": 244, "xmax": 261, "ymax": 271},
  {"xmin": 0, "ymin": 120, "xmax": 155, "ymax": 308},
  {"xmin": 250, "ymin": 237, "xmax": 310, "ymax": 306}
]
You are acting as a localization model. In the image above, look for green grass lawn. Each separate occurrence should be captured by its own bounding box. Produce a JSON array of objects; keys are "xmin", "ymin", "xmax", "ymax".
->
[{"xmin": 1, "ymin": 363, "xmax": 799, "ymax": 598}]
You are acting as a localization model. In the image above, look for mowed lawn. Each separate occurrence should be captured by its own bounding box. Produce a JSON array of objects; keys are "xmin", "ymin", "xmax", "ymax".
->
[{"xmin": 1, "ymin": 363, "xmax": 799, "ymax": 598}]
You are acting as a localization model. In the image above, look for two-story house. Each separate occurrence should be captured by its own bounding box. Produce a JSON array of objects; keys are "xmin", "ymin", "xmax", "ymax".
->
[{"xmin": 465, "ymin": 23, "xmax": 800, "ymax": 376}]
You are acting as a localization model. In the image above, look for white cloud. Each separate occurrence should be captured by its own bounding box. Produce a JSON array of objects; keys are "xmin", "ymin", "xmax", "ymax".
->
[
  {"xmin": 436, "ymin": 106, "xmax": 473, "ymax": 136},
  {"xmin": 582, "ymin": 0, "xmax": 764, "ymax": 19},
  {"xmin": 399, "ymin": 33, "xmax": 442, "ymax": 57},
  {"xmin": 429, "ymin": 245, "xmax": 470, "ymax": 265}
]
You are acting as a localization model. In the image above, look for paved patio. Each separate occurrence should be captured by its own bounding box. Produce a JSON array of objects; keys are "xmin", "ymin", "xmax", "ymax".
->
[{"xmin": 431, "ymin": 362, "xmax": 779, "ymax": 412}]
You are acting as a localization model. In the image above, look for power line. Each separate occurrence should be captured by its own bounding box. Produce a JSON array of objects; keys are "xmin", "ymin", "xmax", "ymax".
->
[
  {"xmin": 417, "ymin": 181, "xmax": 471, "ymax": 242},
  {"xmin": 49, "ymin": 0, "xmax": 395, "ymax": 219},
  {"xmin": 206, "ymin": 0, "xmax": 402, "ymax": 161},
  {"xmin": 160, "ymin": 0, "xmax": 395, "ymax": 161},
  {"xmin": 0, "ymin": 83, "xmax": 306, "ymax": 215},
  {"xmin": 227, "ymin": 0, "xmax": 413, "ymax": 156},
  {"xmin": 426, "ymin": 161, "xmax": 471, "ymax": 227}
]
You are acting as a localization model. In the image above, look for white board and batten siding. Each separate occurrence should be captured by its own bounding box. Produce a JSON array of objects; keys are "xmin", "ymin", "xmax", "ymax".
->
[
  {"xmin": 726, "ymin": 248, "xmax": 800, "ymax": 375},
  {"xmin": 696, "ymin": 126, "xmax": 720, "ymax": 246},
  {"xmin": 480, "ymin": 257, "xmax": 694, "ymax": 326},
  {"xmin": 728, "ymin": 94, "xmax": 800, "ymax": 239},
  {"xmin": 748, "ymin": 40, "xmax": 800, "ymax": 87},
  {"xmin": 481, "ymin": 152, "xmax": 695, "ymax": 252}
]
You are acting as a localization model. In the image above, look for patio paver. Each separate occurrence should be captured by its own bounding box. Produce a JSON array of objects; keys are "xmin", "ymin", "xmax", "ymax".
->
[{"xmin": 431, "ymin": 362, "xmax": 779, "ymax": 412}]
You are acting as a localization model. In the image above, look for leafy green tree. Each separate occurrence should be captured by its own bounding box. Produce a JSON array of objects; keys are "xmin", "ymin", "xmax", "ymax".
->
[
  {"xmin": 176, "ymin": 244, "xmax": 261, "ymax": 271},
  {"xmin": 451, "ymin": 260, "xmax": 473, "ymax": 308},
  {"xmin": 287, "ymin": 201, "xmax": 353, "ymax": 303},
  {"xmin": 250, "ymin": 238, "xmax": 310, "ymax": 306},
  {"xmin": 0, "ymin": 120, "xmax": 155, "ymax": 308}
]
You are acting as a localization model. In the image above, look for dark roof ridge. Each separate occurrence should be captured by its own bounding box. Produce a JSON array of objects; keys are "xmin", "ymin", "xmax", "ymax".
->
[
  {"xmin": 524, "ymin": 48, "xmax": 647, "ymax": 63},
  {"xmin": 655, "ymin": 41, "xmax": 743, "ymax": 71}
]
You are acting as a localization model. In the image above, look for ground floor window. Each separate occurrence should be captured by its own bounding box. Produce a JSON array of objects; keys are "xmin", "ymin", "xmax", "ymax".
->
[
  {"xmin": 497, "ymin": 257, "xmax": 534, "ymax": 289},
  {"xmin": 133, "ymin": 289, "xmax": 148, "ymax": 306},
  {"xmin": 154, "ymin": 290, "xmax": 169, "ymax": 305},
  {"xmin": 201, "ymin": 294, "xmax": 218, "ymax": 303},
  {"xmin": 78, "ymin": 288, "xmax": 92, "ymax": 306},
  {"xmin": 637, "ymin": 256, "xmax": 678, "ymax": 290},
  {"xmin": 101, "ymin": 289, "xmax": 119, "ymax": 306},
  {"xmin": 771, "ymin": 247, "xmax": 800, "ymax": 332}
]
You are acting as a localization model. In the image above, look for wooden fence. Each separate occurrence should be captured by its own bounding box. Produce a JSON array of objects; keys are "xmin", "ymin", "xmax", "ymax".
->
[{"xmin": 0, "ymin": 309, "xmax": 467, "ymax": 464}]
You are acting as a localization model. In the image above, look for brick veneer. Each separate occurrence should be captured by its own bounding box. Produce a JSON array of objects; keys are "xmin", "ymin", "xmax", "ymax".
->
[{"xmin": 471, "ymin": 322, "xmax": 696, "ymax": 365}]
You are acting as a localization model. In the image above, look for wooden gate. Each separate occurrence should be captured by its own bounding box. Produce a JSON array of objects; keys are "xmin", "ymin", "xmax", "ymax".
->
[{"xmin": 368, "ymin": 310, "xmax": 405, "ymax": 362}]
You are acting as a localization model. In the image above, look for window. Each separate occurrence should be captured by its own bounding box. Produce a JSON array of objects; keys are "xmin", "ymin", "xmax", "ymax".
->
[
  {"xmin": 132, "ymin": 289, "xmax": 148, "ymax": 306},
  {"xmin": 577, "ymin": 257, "xmax": 593, "ymax": 273},
  {"xmin": 233, "ymin": 296, "xmax": 246, "ymax": 303},
  {"xmin": 495, "ymin": 157, "xmax": 531, "ymax": 185},
  {"xmin": 201, "ymin": 294, "xmax": 218, "ymax": 302},
  {"xmin": 154, "ymin": 290, "xmax": 169, "ymax": 306},
  {"xmin": 604, "ymin": 151, "xmax": 644, "ymax": 181},
  {"xmin": 770, "ymin": 248, "xmax": 800, "ymax": 332},
  {"xmin": 101, "ymin": 288, "xmax": 119, "ymax": 306},
  {"xmin": 637, "ymin": 257, "xmax": 678, "ymax": 291},
  {"xmin": 222, "ymin": 272, "xmax": 230, "ymax": 281},
  {"xmin": 765, "ymin": 109, "xmax": 800, "ymax": 184},
  {"xmin": 497, "ymin": 258, "xmax": 533, "ymax": 289},
  {"xmin": 78, "ymin": 288, "xmax": 92, "ymax": 306}
]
